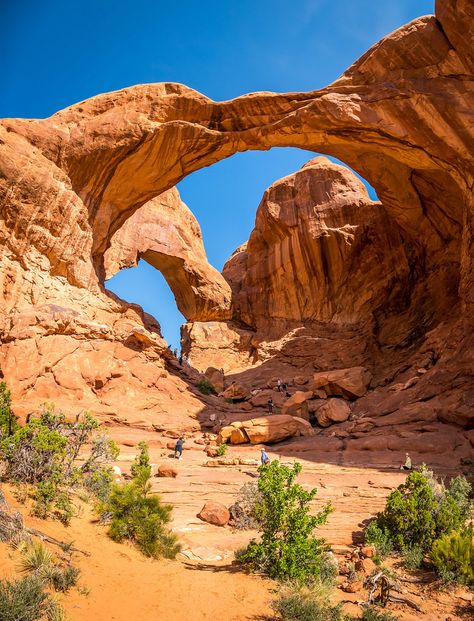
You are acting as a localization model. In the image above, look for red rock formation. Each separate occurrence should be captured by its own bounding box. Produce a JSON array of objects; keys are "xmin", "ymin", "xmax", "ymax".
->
[
  {"xmin": 104, "ymin": 188, "xmax": 231, "ymax": 322},
  {"xmin": 0, "ymin": 0, "xmax": 471, "ymax": 453},
  {"xmin": 223, "ymin": 157, "xmax": 427, "ymax": 347}
]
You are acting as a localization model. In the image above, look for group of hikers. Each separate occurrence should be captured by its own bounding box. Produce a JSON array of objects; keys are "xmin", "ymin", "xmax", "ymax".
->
[{"xmin": 174, "ymin": 437, "xmax": 412, "ymax": 471}]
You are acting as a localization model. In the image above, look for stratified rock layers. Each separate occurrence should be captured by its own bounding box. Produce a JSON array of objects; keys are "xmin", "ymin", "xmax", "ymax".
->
[{"xmin": 0, "ymin": 0, "xmax": 472, "ymax": 446}]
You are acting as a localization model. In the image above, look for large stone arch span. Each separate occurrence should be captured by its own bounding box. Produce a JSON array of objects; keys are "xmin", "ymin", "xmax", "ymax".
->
[{"xmin": 1, "ymin": 0, "xmax": 472, "ymax": 323}]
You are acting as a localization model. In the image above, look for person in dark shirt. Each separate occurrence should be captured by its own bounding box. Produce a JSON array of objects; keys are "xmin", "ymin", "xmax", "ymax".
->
[
  {"xmin": 174, "ymin": 436, "xmax": 185, "ymax": 459},
  {"xmin": 267, "ymin": 398, "xmax": 273, "ymax": 414}
]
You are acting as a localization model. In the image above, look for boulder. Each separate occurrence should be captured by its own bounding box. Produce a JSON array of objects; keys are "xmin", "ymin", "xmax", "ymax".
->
[
  {"xmin": 230, "ymin": 427, "xmax": 249, "ymax": 445},
  {"xmin": 205, "ymin": 445, "xmax": 219, "ymax": 457},
  {"xmin": 216, "ymin": 425, "xmax": 234, "ymax": 444},
  {"xmin": 156, "ymin": 463, "xmax": 178, "ymax": 478},
  {"xmin": 361, "ymin": 545, "xmax": 376, "ymax": 559},
  {"xmin": 355, "ymin": 558, "xmax": 376, "ymax": 575},
  {"xmin": 294, "ymin": 375, "xmax": 309, "ymax": 386},
  {"xmin": 313, "ymin": 367, "xmax": 372, "ymax": 400},
  {"xmin": 342, "ymin": 581, "xmax": 363, "ymax": 593},
  {"xmin": 204, "ymin": 366, "xmax": 225, "ymax": 394},
  {"xmin": 281, "ymin": 390, "xmax": 313, "ymax": 420},
  {"xmin": 316, "ymin": 399, "xmax": 351, "ymax": 427},
  {"xmin": 220, "ymin": 382, "xmax": 250, "ymax": 401},
  {"xmin": 241, "ymin": 414, "xmax": 314, "ymax": 444},
  {"xmin": 197, "ymin": 501, "xmax": 230, "ymax": 526}
]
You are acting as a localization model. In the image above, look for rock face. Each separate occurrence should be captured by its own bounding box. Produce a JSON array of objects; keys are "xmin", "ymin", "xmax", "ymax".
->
[
  {"xmin": 0, "ymin": 0, "xmax": 472, "ymax": 454},
  {"xmin": 223, "ymin": 157, "xmax": 419, "ymax": 332}
]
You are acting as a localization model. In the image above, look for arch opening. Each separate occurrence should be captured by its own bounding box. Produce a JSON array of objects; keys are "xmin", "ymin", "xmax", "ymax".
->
[{"xmin": 103, "ymin": 147, "xmax": 382, "ymax": 355}]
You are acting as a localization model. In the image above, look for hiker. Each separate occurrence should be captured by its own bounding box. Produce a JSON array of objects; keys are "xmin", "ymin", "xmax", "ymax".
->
[
  {"xmin": 400, "ymin": 452, "xmax": 412, "ymax": 470},
  {"xmin": 260, "ymin": 447, "xmax": 270, "ymax": 465},
  {"xmin": 178, "ymin": 355, "xmax": 183, "ymax": 366},
  {"xmin": 174, "ymin": 436, "xmax": 185, "ymax": 460},
  {"xmin": 267, "ymin": 398, "xmax": 273, "ymax": 414},
  {"xmin": 276, "ymin": 378, "xmax": 282, "ymax": 392}
]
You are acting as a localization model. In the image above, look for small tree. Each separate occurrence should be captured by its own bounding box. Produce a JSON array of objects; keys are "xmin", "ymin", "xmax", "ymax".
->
[
  {"xmin": 374, "ymin": 470, "xmax": 472, "ymax": 553},
  {"xmin": 100, "ymin": 442, "xmax": 180, "ymax": 559},
  {"xmin": 238, "ymin": 461, "xmax": 332, "ymax": 583}
]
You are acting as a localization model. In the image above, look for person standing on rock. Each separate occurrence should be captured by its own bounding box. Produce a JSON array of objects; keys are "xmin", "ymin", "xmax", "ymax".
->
[
  {"xmin": 174, "ymin": 436, "xmax": 185, "ymax": 460},
  {"xmin": 260, "ymin": 447, "xmax": 270, "ymax": 465},
  {"xmin": 277, "ymin": 379, "xmax": 282, "ymax": 392},
  {"xmin": 267, "ymin": 398, "xmax": 273, "ymax": 414}
]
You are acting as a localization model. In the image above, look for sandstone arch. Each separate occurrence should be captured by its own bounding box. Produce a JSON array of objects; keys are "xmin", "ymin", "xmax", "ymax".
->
[
  {"xmin": 1, "ymin": 1, "xmax": 471, "ymax": 319},
  {"xmin": 104, "ymin": 188, "xmax": 232, "ymax": 322},
  {"xmin": 0, "ymin": 0, "xmax": 472, "ymax": 433}
]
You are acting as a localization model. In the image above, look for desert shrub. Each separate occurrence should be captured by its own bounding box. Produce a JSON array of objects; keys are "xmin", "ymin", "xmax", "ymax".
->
[
  {"xmin": 44, "ymin": 564, "xmax": 81, "ymax": 592},
  {"xmin": 0, "ymin": 575, "xmax": 53, "ymax": 621},
  {"xmin": 431, "ymin": 528, "xmax": 474, "ymax": 586},
  {"xmin": 19, "ymin": 540, "xmax": 54, "ymax": 575},
  {"xmin": 271, "ymin": 586, "xmax": 346, "ymax": 621},
  {"xmin": 364, "ymin": 522, "xmax": 393, "ymax": 559},
  {"xmin": 18, "ymin": 540, "xmax": 80, "ymax": 594},
  {"xmin": 373, "ymin": 470, "xmax": 472, "ymax": 552},
  {"xmin": 401, "ymin": 543, "xmax": 424, "ymax": 570},
  {"xmin": 447, "ymin": 476, "xmax": 473, "ymax": 523},
  {"xmin": 100, "ymin": 443, "xmax": 180, "ymax": 559},
  {"xmin": 0, "ymin": 382, "xmax": 19, "ymax": 439},
  {"xmin": 0, "ymin": 406, "xmax": 119, "ymax": 523},
  {"xmin": 361, "ymin": 608, "xmax": 399, "ymax": 621},
  {"xmin": 216, "ymin": 443, "xmax": 227, "ymax": 456},
  {"xmin": 237, "ymin": 461, "xmax": 332, "ymax": 584},
  {"xmin": 197, "ymin": 378, "xmax": 216, "ymax": 395}
]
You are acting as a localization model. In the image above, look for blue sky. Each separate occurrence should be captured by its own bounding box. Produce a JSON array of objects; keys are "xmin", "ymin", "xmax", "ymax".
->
[{"xmin": 2, "ymin": 0, "xmax": 434, "ymax": 350}]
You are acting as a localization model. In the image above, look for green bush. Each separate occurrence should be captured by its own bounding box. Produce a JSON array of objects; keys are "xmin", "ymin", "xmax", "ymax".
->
[
  {"xmin": 130, "ymin": 441, "xmax": 151, "ymax": 480},
  {"xmin": 0, "ymin": 575, "xmax": 54, "ymax": 621},
  {"xmin": 0, "ymin": 382, "xmax": 19, "ymax": 439},
  {"xmin": 100, "ymin": 443, "xmax": 180, "ymax": 559},
  {"xmin": 373, "ymin": 470, "xmax": 472, "ymax": 552},
  {"xmin": 271, "ymin": 588, "xmax": 345, "ymax": 621},
  {"xmin": 216, "ymin": 443, "xmax": 227, "ymax": 456},
  {"xmin": 44, "ymin": 564, "xmax": 81, "ymax": 593},
  {"xmin": 0, "ymin": 405, "xmax": 119, "ymax": 523},
  {"xmin": 431, "ymin": 528, "xmax": 474, "ymax": 585},
  {"xmin": 401, "ymin": 544, "xmax": 424, "ymax": 570},
  {"xmin": 364, "ymin": 522, "xmax": 393, "ymax": 559},
  {"xmin": 197, "ymin": 378, "xmax": 216, "ymax": 395},
  {"xmin": 237, "ymin": 461, "xmax": 332, "ymax": 584}
]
